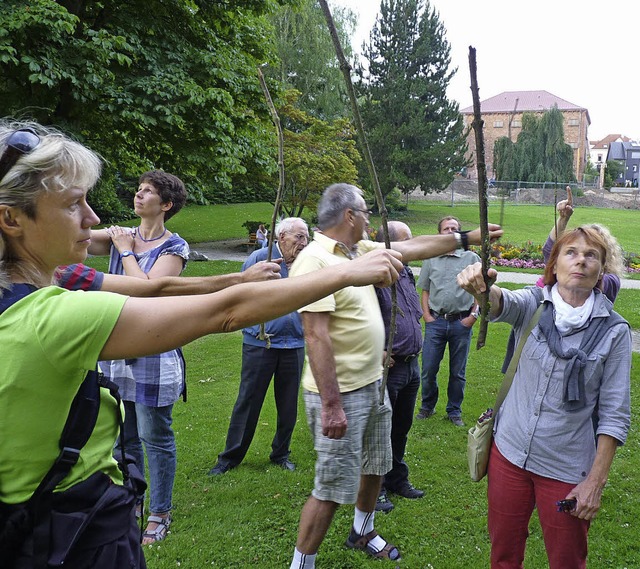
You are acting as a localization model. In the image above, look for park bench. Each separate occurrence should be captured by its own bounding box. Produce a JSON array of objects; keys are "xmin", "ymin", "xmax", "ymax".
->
[{"xmin": 244, "ymin": 232, "xmax": 257, "ymax": 252}]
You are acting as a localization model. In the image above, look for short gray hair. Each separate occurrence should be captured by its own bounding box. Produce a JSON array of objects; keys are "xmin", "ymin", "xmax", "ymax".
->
[
  {"xmin": 316, "ymin": 183, "xmax": 363, "ymax": 230},
  {"xmin": 275, "ymin": 217, "xmax": 308, "ymax": 237}
]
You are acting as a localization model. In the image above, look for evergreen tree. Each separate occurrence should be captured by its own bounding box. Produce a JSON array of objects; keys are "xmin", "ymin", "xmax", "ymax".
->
[{"xmin": 356, "ymin": 0, "xmax": 467, "ymax": 198}]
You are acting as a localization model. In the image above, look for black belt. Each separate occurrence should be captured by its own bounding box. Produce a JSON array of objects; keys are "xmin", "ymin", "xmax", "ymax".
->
[
  {"xmin": 430, "ymin": 309, "xmax": 472, "ymax": 321},
  {"xmin": 394, "ymin": 354, "xmax": 419, "ymax": 363}
]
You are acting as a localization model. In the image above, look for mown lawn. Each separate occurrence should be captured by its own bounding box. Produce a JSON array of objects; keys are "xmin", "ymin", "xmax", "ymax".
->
[{"xmin": 85, "ymin": 202, "xmax": 640, "ymax": 568}]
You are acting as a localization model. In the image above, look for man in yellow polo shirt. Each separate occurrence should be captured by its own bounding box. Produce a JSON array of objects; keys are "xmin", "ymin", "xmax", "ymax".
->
[{"xmin": 287, "ymin": 183, "xmax": 502, "ymax": 568}]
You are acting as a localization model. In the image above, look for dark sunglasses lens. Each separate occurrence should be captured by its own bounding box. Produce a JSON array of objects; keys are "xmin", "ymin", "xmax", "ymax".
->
[{"xmin": 8, "ymin": 129, "xmax": 40, "ymax": 153}]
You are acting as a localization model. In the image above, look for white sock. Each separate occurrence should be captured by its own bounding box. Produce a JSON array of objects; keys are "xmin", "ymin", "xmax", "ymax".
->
[
  {"xmin": 290, "ymin": 547, "xmax": 316, "ymax": 569},
  {"xmin": 353, "ymin": 507, "xmax": 374, "ymax": 536},
  {"xmin": 353, "ymin": 507, "xmax": 386, "ymax": 552}
]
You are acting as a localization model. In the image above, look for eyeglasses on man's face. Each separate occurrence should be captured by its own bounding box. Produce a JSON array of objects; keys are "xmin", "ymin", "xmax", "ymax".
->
[
  {"xmin": 353, "ymin": 207, "xmax": 373, "ymax": 217},
  {"xmin": 287, "ymin": 232, "xmax": 309, "ymax": 242},
  {"xmin": 0, "ymin": 128, "xmax": 41, "ymax": 183}
]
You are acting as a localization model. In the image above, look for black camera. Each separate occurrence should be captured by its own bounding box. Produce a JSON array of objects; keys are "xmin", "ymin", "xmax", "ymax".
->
[{"xmin": 556, "ymin": 498, "xmax": 577, "ymax": 512}]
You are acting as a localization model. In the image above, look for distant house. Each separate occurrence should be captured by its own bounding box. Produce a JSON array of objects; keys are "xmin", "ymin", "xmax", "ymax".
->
[
  {"xmin": 460, "ymin": 90, "xmax": 590, "ymax": 181},
  {"xmin": 590, "ymin": 134, "xmax": 630, "ymax": 169},
  {"xmin": 607, "ymin": 140, "xmax": 640, "ymax": 187}
]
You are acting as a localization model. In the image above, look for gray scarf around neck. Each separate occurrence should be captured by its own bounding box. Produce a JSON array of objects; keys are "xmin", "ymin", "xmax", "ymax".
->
[{"xmin": 537, "ymin": 298, "xmax": 626, "ymax": 410}]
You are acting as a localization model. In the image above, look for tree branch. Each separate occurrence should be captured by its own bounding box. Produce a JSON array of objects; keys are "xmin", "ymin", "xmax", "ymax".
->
[
  {"xmin": 468, "ymin": 46, "xmax": 491, "ymax": 349},
  {"xmin": 318, "ymin": 0, "xmax": 397, "ymax": 402}
]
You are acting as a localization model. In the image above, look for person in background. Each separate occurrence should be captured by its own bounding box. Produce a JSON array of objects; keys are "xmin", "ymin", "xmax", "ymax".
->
[
  {"xmin": 209, "ymin": 217, "xmax": 309, "ymax": 475},
  {"xmin": 288, "ymin": 183, "xmax": 502, "ymax": 568},
  {"xmin": 536, "ymin": 187, "xmax": 621, "ymax": 303},
  {"xmin": 415, "ymin": 216, "xmax": 480, "ymax": 427},
  {"xmin": 457, "ymin": 226, "xmax": 631, "ymax": 569},
  {"xmin": 0, "ymin": 119, "xmax": 404, "ymax": 568},
  {"xmin": 373, "ymin": 222, "xmax": 424, "ymax": 514},
  {"xmin": 256, "ymin": 223, "xmax": 268, "ymax": 248},
  {"xmin": 89, "ymin": 170, "xmax": 190, "ymax": 544}
]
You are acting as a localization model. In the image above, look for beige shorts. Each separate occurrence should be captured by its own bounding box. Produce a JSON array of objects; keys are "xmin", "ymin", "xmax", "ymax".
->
[{"xmin": 303, "ymin": 380, "xmax": 392, "ymax": 504}]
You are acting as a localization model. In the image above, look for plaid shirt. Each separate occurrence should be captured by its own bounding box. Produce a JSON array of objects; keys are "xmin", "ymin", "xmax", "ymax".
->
[{"xmin": 101, "ymin": 234, "xmax": 190, "ymax": 407}]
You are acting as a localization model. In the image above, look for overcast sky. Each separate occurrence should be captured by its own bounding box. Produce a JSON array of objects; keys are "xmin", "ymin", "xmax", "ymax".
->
[{"xmin": 330, "ymin": 0, "xmax": 640, "ymax": 142}]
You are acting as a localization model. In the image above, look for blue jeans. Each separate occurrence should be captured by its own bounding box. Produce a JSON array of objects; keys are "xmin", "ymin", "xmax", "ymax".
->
[
  {"xmin": 217, "ymin": 344, "xmax": 304, "ymax": 467},
  {"xmin": 116, "ymin": 401, "xmax": 176, "ymax": 514},
  {"xmin": 420, "ymin": 317, "xmax": 473, "ymax": 417},
  {"xmin": 383, "ymin": 357, "xmax": 420, "ymax": 490}
]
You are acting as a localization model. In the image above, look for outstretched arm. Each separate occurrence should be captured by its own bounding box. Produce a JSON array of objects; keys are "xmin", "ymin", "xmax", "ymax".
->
[
  {"xmin": 56, "ymin": 261, "xmax": 283, "ymax": 296},
  {"xmin": 99, "ymin": 248, "xmax": 403, "ymax": 360},
  {"xmin": 391, "ymin": 224, "xmax": 503, "ymax": 262},
  {"xmin": 99, "ymin": 260, "xmax": 283, "ymax": 296}
]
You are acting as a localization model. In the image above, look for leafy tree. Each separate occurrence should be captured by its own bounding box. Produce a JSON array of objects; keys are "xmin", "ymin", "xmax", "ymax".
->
[
  {"xmin": 267, "ymin": 0, "xmax": 355, "ymax": 120},
  {"xmin": 275, "ymin": 90, "xmax": 360, "ymax": 217},
  {"xmin": 493, "ymin": 106, "xmax": 574, "ymax": 183},
  {"xmin": 356, "ymin": 0, "xmax": 467, "ymax": 198},
  {"xmin": 604, "ymin": 159, "xmax": 624, "ymax": 188},
  {"xmin": 0, "ymin": 0, "xmax": 292, "ymax": 220}
]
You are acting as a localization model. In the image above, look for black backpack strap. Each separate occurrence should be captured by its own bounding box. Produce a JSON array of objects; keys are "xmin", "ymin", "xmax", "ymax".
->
[
  {"xmin": 1, "ymin": 284, "xmax": 135, "ymax": 566},
  {"xmin": 0, "ymin": 283, "xmax": 38, "ymax": 314}
]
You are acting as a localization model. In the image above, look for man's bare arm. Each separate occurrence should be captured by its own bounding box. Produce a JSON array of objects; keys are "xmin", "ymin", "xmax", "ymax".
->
[
  {"xmin": 392, "ymin": 224, "xmax": 503, "ymax": 262},
  {"xmin": 301, "ymin": 311, "xmax": 347, "ymax": 440}
]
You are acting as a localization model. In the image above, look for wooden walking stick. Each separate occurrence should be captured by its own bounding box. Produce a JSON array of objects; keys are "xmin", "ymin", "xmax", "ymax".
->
[
  {"xmin": 468, "ymin": 46, "xmax": 491, "ymax": 349},
  {"xmin": 257, "ymin": 66, "xmax": 286, "ymax": 347},
  {"xmin": 318, "ymin": 0, "xmax": 398, "ymax": 403}
]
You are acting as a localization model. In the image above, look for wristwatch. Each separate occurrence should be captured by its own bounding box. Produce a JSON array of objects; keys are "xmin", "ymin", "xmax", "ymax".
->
[
  {"xmin": 120, "ymin": 250, "xmax": 135, "ymax": 258},
  {"xmin": 471, "ymin": 309, "xmax": 480, "ymax": 319}
]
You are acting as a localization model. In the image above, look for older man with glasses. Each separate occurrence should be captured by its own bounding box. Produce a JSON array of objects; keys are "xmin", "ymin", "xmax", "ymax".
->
[
  {"xmin": 208, "ymin": 217, "xmax": 310, "ymax": 475},
  {"xmin": 287, "ymin": 184, "xmax": 502, "ymax": 568}
]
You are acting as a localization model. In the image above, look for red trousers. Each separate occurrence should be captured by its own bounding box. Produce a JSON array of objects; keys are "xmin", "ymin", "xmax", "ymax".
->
[{"xmin": 487, "ymin": 442, "xmax": 590, "ymax": 569}]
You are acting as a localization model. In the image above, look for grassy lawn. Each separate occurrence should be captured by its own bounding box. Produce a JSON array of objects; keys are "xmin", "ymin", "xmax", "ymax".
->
[
  {"xmin": 130, "ymin": 200, "xmax": 639, "ymax": 255},
  {"xmin": 84, "ymin": 202, "xmax": 640, "ymax": 567},
  {"xmin": 131, "ymin": 263, "xmax": 640, "ymax": 568}
]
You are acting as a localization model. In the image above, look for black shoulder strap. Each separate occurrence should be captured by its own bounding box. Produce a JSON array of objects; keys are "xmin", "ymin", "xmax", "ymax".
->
[
  {"xmin": 2, "ymin": 284, "xmax": 129, "ymax": 567},
  {"xmin": 0, "ymin": 284, "xmax": 38, "ymax": 314}
]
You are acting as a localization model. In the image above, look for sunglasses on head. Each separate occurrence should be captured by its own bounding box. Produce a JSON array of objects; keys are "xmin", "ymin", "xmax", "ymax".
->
[{"xmin": 0, "ymin": 128, "xmax": 41, "ymax": 183}]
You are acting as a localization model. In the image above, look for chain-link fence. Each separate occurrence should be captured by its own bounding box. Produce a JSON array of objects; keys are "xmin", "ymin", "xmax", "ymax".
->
[{"xmin": 407, "ymin": 179, "xmax": 640, "ymax": 209}]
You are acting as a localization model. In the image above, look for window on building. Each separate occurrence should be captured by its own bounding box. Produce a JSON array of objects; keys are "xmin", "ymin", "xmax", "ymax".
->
[
  {"xmin": 511, "ymin": 120, "xmax": 521, "ymax": 127},
  {"xmin": 493, "ymin": 120, "xmax": 504, "ymax": 128},
  {"xmin": 568, "ymin": 119, "xmax": 579, "ymax": 126},
  {"xmin": 569, "ymin": 142, "xmax": 578, "ymax": 149},
  {"xmin": 597, "ymin": 154, "xmax": 603, "ymax": 162}
]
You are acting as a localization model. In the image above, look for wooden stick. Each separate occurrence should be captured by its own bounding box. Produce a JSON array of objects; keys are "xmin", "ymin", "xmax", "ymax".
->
[
  {"xmin": 318, "ymin": 0, "xmax": 397, "ymax": 402},
  {"xmin": 468, "ymin": 46, "xmax": 491, "ymax": 349},
  {"xmin": 257, "ymin": 66, "xmax": 285, "ymax": 347}
]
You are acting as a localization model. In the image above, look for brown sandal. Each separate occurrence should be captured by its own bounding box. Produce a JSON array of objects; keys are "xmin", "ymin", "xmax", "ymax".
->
[{"xmin": 345, "ymin": 528, "xmax": 401, "ymax": 560}]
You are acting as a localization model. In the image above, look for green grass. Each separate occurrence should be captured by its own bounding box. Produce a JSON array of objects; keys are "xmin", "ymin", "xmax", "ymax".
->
[
  {"xmin": 136, "ymin": 275, "xmax": 640, "ymax": 568},
  {"xmin": 83, "ymin": 203, "xmax": 640, "ymax": 567},
  {"xmin": 111, "ymin": 200, "xmax": 640, "ymax": 255}
]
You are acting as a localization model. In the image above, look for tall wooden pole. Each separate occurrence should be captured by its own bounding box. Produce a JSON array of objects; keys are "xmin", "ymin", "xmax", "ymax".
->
[
  {"xmin": 468, "ymin": 46, "xmax": 491, "ymax": 349},
  {"xmin": 257, "ymin": 66, "xmax": 286, "ymax": 348},
  {"xmin": 318, "ymin": 0, "xmax": 397, "ymax": 402}
]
